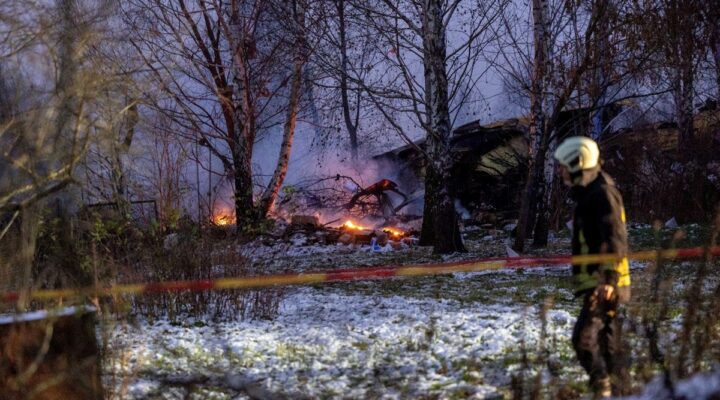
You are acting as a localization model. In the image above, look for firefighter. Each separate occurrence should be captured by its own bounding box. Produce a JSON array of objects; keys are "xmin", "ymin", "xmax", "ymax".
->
[{"xmin": 553, "ymin": 136, "xmax": 631, "ymax": 398}]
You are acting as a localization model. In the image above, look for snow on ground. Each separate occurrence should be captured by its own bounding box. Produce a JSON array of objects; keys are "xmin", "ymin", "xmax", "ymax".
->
[
  {"xmin": 622, "ymin": 369, "xmax": 720, "ymax": 400},
  {"xmin": 106, "ymin": 286, "xmax": 577, "ymax": 399},
  {"xmin": 105, "ymin": 224, "xmax": 699, "ymax": 399}
]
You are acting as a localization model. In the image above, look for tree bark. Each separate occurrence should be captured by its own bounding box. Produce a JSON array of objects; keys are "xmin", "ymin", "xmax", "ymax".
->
[
  {"xmin": 230, "ymin": 79, "xmax": 256, "ymax": 228},
  {"xmin": 256, "ymin": 68, "xmax": 301, "ymax": 218},
  {"xmin": 232, "ymin": 138, "xmax": 255, "ymax": 228},
  {"xmin": 588, "ymin": 0, "xmax": 612, "ymax": 140},
  {"xmin": 257, "ymin": 1, "xmax": 306, "ymax": 218},
  {"xmin": 532, "ymin": 126, "xmax": 555, "ymax": 247},
  {"xmin": 676, "ymin": 62, "xmax": 695, "ymax": 154},
  {"xmin": 17, "ymin": 205, "xmax": 40, "ymax": 310},
  {"xmin": 422, "ymin": 0, "xmax": 465, "ymax": 254},
  {"xmin": 710, "ymin": 7, "xmax": 720, "ymax": 101},
  {"xmin": 668, "ymin": 0, "xmax": 698, "ymax": 155},
  {"xmin": 337, "ymin": 0, "xmax": 359, "ymax": 163},
  {"xmin": 112, "ymin": 101, "xmax": 138, "ymax": 218},
  {"xmin": 228, "ymin": 3, "xmax": 260, "ymax": 229},
  {"xmin": 715, "ymin": 41, "xmax": 720, "ymax": 101},
  {"xmin": 514, "ymin": 0, "xmax": 549, "ymax": 252},
  {"xmin": 419, "ymin": 162, "xmax": 437, "ymax": 246}
]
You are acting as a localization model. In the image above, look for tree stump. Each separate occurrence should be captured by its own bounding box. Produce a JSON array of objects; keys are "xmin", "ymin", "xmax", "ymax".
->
[{"xmin": 0, "ymin": 306, "xmax": 103, "ymax": 400}]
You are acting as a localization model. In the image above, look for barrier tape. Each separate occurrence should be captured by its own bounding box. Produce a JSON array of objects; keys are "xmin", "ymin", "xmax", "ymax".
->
[{"xmin": 2, "ymin": 246, "xmax": 719, "ymax": 303}]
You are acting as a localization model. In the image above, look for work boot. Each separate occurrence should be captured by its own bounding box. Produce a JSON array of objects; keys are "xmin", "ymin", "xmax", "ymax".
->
[{"xmin": 592, "ymin": 377, "xmax": 612, "ymax": 399}]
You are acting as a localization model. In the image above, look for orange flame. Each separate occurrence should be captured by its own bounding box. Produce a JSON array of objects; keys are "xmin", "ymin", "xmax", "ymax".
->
[
  {"xmin": 211, "ymin": 209, "xmax": 235, "ymax": 226},
  {"xmin": 343, "ymin": 220, "xmax": 368, "ymax": 231},
  {"xmin": 382, "ymin": 227, "xmax": 405, "ymax": 238}
]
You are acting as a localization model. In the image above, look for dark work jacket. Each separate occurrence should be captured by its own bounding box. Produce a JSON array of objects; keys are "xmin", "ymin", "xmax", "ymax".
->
[{"xmin": 570, "ymin": 168, "xmax": 631, "ymax": 302}]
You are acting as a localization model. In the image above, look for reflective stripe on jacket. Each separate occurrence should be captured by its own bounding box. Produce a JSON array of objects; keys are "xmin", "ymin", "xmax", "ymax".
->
[{"xmin": 570, "ymin": 169, "xmax": 631, "ymax": 296}]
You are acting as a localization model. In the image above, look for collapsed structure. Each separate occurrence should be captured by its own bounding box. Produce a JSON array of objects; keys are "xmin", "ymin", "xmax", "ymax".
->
[{"xmin": 372, "ymin": 103, "xmax": 720, "ymax": 225}]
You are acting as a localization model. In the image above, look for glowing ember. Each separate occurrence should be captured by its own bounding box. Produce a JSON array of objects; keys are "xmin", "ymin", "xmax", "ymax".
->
[
  {"xmin": 382, "ymin": 227, "xmax": 405, "ymax": 238},
  {"xmin": 342, "ymin": 220, "xmax": 369, "ymax": 231}
]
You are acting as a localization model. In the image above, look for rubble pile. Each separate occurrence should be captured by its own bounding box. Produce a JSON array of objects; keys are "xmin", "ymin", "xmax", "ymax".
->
[{"xmin": 270, "ymin": 215, "xmax": 420, "ymax": 251}]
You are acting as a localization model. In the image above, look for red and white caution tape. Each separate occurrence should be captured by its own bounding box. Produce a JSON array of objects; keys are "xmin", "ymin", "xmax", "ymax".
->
[{"xmin": 1, "ymin": 246, "xmax": 718, "ymax": 303}]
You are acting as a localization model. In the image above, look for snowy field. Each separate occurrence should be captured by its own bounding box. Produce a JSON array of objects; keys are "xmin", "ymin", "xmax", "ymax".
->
[
  {"xmin": 107, "ymin": 286, "xmax": 578, "ymax": 399},
  {"xmin": 103, "ymin": 224, "xmax": 717, "ymax": 399}
]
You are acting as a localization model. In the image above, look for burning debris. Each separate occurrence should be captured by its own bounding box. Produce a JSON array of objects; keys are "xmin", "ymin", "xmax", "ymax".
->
[
  {"xmin": 203, "ymin": 173, "xmax": 422, "ymax": 250},
  {"xmin": 382, "ymin": 226, "xmax": 406, "ymax": 239},
  {"xmin": 274, "ymin": 175, "xmax": 419, "ymax": 223},
  {"xmin": 212, "ymin": 213, "xmax": 235, "ymax": 226},
  {"xmin": 264, "ymin": 215, "xmax": 418, "ymax": 251},
  {"xmin": 335, "ymin": 219, "xmax": 414, "ymax": 249},
  {"xmin": 341, "ymin": 220, "xmax": 369, "ymax": 231},
  {"xmin": 346, "ymin": 179, "xmax": 410, "ymax": 219},
  {"xmin": 211, "ymin": 205, "xmax": 235, "ymax": 226}
]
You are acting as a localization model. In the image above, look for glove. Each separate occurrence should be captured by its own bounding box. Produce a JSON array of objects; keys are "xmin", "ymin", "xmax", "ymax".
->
[
  {"xmin": 594, "ymin": 284, "xmax": 615, "ymax": 301},
  {"xmin": 588, "ymin": 284, "xmax": 616, "ymax": 314}
]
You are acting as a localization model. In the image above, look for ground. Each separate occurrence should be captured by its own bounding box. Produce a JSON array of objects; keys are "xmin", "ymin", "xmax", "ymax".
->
[{"xmin": 103, "ymin": 223, "xmax": 718, "ymax": 399}]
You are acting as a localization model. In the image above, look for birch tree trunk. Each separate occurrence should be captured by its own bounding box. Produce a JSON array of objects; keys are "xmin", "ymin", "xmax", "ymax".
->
[
  {"xmin": 676, "ymin": 62, "xmax": 695, "ymax": 154},
  {"xmin": 588, "ymin": 0, "xmax": 612, "ymax": 140},
  {"xmin": 421, "ymin": 0, "xmax": 465, "ymax": 253},
  {"xmin": 337, "ymin": 0, "xmax": 359, "ymax": 163},
  {"xmin": 711, "ymin": 6, "xmax": 720, "ymax": 101},
  {"xmin": 714, "ymin": 41, "xmax": 720, "ymax": 101},
  {"xmin": 513, "ymin": 0, "xmax": 549, "ymax": 252},
  {"xmin": 419, "ymin": 41, "xmax": 435, "ymax": 247},
  {"xmin": 111, "ymin": 101, "xmax": 138, "ymax": 218},
  {"xmin": 257, "ymin": 1, "xmax": 306, "ymax": 218},
  {"xmin": 532, "ymin": 121, "xmax": 556, "ymax": 247},
  {"xmin": 669, "ymin": 0, "xmax": 698, "ymax": 155}
]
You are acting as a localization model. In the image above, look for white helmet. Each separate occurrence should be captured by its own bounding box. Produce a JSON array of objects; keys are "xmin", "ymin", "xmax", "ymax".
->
[{"xmin": 553, "ymin": 136, "xmax": 600, "ymax": 173}]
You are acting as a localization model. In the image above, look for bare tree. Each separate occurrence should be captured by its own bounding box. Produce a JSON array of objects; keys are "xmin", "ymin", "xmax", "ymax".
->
[
  {"xmin": 705, "ymin": 4, "xmax": 720, "ymax": 101},
  {"xmin": 495, "ymin": 0, "xmax": 651, "ymax": 250},
  {"xmin": 124, "ymin": 0, "xmax": 324, "ymax": 229},
  {"xmin": 256, "ymin": 0, "xmax": 313, "ymax": 217},
  {"xmin": 348, "ymin": 0, "xmax": 506, "ymax": 253},
  {"xmin": 304, "ymin": 0, "xmax": 383, "ymax": 165},
  {"xmin": 0, "ymin": 0, "xmax": 123, "ymax": 303},
  {"xmin": 631, "ymin": 0, "xmax": 704, "ymax": 153}
]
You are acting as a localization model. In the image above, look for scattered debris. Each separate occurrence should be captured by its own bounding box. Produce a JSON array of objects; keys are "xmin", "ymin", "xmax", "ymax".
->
[{"xmin": 346, "ymin": 179, "xmax": 409, "ymax": 218}]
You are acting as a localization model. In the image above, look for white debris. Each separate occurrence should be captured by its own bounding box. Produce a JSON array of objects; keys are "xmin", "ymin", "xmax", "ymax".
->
[{"xmin": 664, "ymin": 217, "xmax": 679, "ymax": 229}]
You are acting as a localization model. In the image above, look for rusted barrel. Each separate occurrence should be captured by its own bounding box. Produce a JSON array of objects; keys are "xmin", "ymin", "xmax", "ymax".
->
[{"xmin": 0, "ymin": 306, "xmax": 103, "ymax": 399}]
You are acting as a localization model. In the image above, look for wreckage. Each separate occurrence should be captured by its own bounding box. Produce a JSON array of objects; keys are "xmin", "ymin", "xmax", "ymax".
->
[
  {"xmin": 373, "ymin": 102, "xmax": 720, "ymax": 224},
  {"xmin": 271, "ymin": 102, "xmax": 720, "ymax": 242},
  {"xmin": 345, "ymin": 179, "xmax": 411, "ymax": 219}
]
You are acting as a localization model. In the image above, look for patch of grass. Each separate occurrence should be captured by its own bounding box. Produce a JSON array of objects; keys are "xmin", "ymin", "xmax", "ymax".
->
[
  {"xmin": 629, "ymin": 223, "xmax": 710, "ymax": 249},
  {"xmin": 351, "ymin": 341, "xmax": 370, "ymax": 351},
  {"xmin": 275, "ymin": 342, "xmax": 307, "ymax": 362}
]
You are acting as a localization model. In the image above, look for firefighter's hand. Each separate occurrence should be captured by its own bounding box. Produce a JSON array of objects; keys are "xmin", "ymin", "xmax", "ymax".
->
[{"xmin": 594, "ymin": 284, "xmax": 615, "ymax": 302}]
